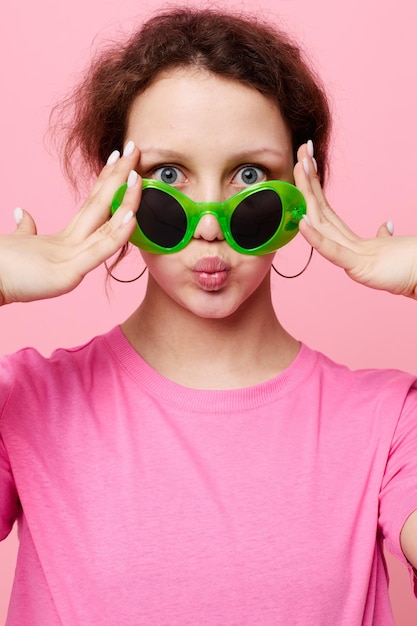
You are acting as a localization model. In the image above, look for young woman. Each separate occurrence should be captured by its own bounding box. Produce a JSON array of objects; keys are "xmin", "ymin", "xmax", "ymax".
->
[{"xmin": 1, "ymin": 7, "xmax": 416, "ymax": 625}]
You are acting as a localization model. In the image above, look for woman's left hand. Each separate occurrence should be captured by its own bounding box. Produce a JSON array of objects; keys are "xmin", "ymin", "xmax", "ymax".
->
[{"xmin": 293, "ymin": 143, "xmax": 417, "ymax": 300}]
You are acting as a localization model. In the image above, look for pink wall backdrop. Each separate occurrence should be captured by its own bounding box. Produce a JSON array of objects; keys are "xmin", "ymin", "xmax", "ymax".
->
[{"xmin": 1, "ymin": 0, "xmax": 417, "ymax": 623}]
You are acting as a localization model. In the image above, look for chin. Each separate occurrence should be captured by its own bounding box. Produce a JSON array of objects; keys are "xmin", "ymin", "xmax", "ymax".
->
[{"xmin": 185, "ymin": 297, "xmax": 248, "ymax": 321}]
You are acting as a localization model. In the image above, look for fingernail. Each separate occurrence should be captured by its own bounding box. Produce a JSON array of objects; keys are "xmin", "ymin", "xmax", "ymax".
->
[
  {"xmin": 386, "ymin": 220, "xmax": 394, "ymax": 235},
  {"xmin": 302, "ymin": 157, "xmax": 310, "ymax": 176},
  {"xmin": 106, "ymin": 149, "xmax": 120, "ymax": 165},
  {"xmin": 303, "ymin": 214, "xmax": 312, "ymax": 226},
  {"xmin": 14, "ymin": 207, "xmax": 23, "ymax": 224},
  {"xmin": 122, "ymin": 210, "xmax": 134, "ymax": 226},
  {"xmin": 123, "ymin": 140, "xmax": 135, "ymax": 157},
  {"xmin": 312, "ymin": 157, "xmax": 318, "ymax": 173},
  {"xmin": 307, "ymin": 140, "xmax": 314, "ymax": 158},
  {"xmin": 127, "ymin": 170, "xmax": 138, "ymax": 188}
]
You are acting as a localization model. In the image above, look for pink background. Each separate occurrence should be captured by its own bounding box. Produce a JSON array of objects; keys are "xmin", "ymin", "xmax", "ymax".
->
[{"xmin": 1, "ymin": 0, "xmax": 417, "ymax": 622}]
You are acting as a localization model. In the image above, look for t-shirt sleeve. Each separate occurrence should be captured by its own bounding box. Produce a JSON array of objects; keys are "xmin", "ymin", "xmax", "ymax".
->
[
  {"xmin": 0, "ymin": 358, "xmax": 20, "ymax": 540},
  {"xmin": 379, "ymin": 383, "xmax": 417, "ymax": 592},
  {"xmin": 0, "ymin": 434, "xmax": 19, "ymax": 540}
]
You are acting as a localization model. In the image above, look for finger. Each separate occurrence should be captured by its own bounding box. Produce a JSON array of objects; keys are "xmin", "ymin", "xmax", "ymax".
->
[
  {"xmin": 298, "ymin": 215, "xmax": 358, "ymax": 272},
  {"xmin": 293, "ymin": 156, "xmax": 338, "ymax": 235},
  {"xmin": 86, "ymin": 140, "xmax": 135, "ymax": 196},
  {"xmin": 376, "ymin": 221, "xmax": 394, "ymax": 238},
  {"xmin": 66, "ymin": 141, "xmax": 141, "ymax": 240},
  {"xmin": 294, "ymin": 145, "xmax": 358, "ymax": 243},
  {"xmin": 69, "ymin": 170, "xmax": 141, "ymax": 276},
  {"xmin": 71, "ymin": 208, "xmax": 138, "ymax": 279},
  {"xmin": 13, "ymin": 208, "xmax": 38, "ymax": 235},
  {"xmin": 294, "ymin": 144, "xmax": 332, "ymax": 222}
]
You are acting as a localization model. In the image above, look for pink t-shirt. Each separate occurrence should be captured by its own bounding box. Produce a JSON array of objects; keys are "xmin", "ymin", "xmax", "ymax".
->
[{"xmin": 1, "ymin": 326, "xmax": 417, "ymax": 625}]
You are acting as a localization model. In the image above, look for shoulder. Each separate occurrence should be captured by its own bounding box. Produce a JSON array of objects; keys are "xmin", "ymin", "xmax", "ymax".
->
[
  {"xmin": 0, "ymin": 327, "xmax": 123, "ymax": 414},
  {"xmin": 300, "ymin": 343, "xmax": 417, "ymax": 423},
  {"xmin": 306, "ymin": 343, "xmax": 416, "ymax": 391}
]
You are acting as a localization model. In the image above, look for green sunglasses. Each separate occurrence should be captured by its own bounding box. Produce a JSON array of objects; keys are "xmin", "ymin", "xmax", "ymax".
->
[{"xmin": 111, "ymin": 178, "xmax": 306, "ymax": 255}]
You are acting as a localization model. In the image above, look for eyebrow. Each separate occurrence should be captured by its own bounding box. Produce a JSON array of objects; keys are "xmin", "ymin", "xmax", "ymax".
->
[
  {"xmin": 140, "ymin": 148, "xmax": 189, "ymax": 161},
  {"xmin": 139, "ymin": 147, "xmax": 288, "ymax": 162}
]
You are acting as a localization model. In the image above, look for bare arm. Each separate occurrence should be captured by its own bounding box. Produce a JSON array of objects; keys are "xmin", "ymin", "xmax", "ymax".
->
[{"xmin": 401, "ymin": 510, "xmax": 417, "ymax": 570}]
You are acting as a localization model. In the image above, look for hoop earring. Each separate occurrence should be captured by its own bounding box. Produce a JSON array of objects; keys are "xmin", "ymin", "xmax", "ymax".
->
[
  {"xmin": 104, "ymin": 260, "xmax": 147, "ymax": 283},
  {"xmin": 272, "ymin": 247, "xmax": 313, "ymax": 279}
]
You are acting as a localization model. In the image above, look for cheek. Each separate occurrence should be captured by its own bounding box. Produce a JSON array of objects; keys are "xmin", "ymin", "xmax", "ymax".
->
[
  {"xmin": 245, "ymin": 254, "xmax": 275, "ymax": 277},
  {"xmin": 227, "ymin": 255, "xmax": 274, "ymax": 295},
  {"xmin": 141, "ymin": 252, "xmax": 167, "ymax": 271},
  {"xmin": 141, "ymin": 252, "xmax": 183, "ymax": 284}
]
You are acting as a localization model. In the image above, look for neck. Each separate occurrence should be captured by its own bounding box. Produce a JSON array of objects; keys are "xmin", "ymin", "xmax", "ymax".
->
[{"xmin": 121, "ymin": 275, "xmax": 299, "ymax": 389}]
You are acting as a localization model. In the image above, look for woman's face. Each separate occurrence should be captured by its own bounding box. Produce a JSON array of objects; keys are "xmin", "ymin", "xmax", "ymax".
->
[{"xmin": 126, "ymin": 67, "xmax": 294, "ymax": 319}]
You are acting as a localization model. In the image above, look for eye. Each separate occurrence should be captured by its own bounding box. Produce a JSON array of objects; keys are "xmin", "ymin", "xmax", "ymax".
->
[
  {"xmin": 152, "ymin": 166, "xmax": 185, "ymax": 185},
  {"xmin": 234, "ymin": 166, "xmax": 266, "ymax": 186}
]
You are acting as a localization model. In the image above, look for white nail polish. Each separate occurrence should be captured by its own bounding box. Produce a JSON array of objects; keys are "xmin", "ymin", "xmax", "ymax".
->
[
  {"xmin": 127, "ymin": 170, "xmax": 138, "ymax": 188},
  {"xmin": 123, "ymin": 140, "xmax": 135, "ymax": 157},
  {"xmin": 302, "ymin": 157, "xmax": 310, "ymax": 176},
  {"xmin": 303, "ymin": 214, "xmax": 312, "ymax": 226},
  {"xmin": 307, "ymin": 140, "xmax": 314, "ymax": 158},
  {"xmin": 312, "ymin": 157, "xmax": 318, "ymax": 173},
  {"xmin": 122, "ymin": 210, "xmax": 134, "ymax": 225},
  {"xmin": 14, "ymin": 207, "xmax": 23, "ymax": 225},
  {"xmin": 106, "ymin": 150, "xmax": 120, "ymax": 165},
  {"xmin": 386, "ymin": 220, "xmax": 394, "ymax": 235}
]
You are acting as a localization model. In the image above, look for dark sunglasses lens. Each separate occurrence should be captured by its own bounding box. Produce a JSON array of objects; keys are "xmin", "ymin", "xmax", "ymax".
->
[
  {"xmin": 138, "ymin": 189, "xmax": 187, "ymax": 248},
  {"xmin": 231, "ymin": 190, "xmax": 282, "ymax": 249}
]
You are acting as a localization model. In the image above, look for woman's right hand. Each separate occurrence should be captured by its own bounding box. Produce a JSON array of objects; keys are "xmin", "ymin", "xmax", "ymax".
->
[{"xmin": 0, "ymin": 142, "xmax": 141, "ymax": 306}]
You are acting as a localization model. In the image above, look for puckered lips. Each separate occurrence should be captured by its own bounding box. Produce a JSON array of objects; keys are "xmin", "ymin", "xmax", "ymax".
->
[{"xmin": 192, "ymin": 256, "xmax": 231, "ymax": 291}]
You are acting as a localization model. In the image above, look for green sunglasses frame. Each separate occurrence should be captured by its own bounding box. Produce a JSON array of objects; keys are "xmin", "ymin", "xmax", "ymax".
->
[{"xmin": 111, "ymin": 178, "xmax": 307, "ymax": 255}]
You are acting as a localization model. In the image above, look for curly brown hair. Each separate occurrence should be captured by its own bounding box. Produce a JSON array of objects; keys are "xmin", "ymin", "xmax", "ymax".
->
[{"xmin": 55, "ymin": 6, "xmax": 331, "ymax": 191}]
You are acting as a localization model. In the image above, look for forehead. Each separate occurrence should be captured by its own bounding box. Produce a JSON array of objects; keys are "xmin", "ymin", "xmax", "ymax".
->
[{"xmin": 126, "ymin": 67, "xmax": 293, "ymax": 159}]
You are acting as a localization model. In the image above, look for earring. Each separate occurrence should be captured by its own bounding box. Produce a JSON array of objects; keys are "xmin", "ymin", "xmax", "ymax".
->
[
  {"xmin": 271, "ymin": 247, "xmax": 313, "ymax": 279},
  {"xmin": 104, "ymin": 260, "xmax": 147, "ymax": 283}
]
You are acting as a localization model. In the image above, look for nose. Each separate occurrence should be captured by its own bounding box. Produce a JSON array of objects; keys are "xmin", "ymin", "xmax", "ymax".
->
[{"xmin": 193, "ymin": 212, "xmax": 225, "ymax": 242}]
